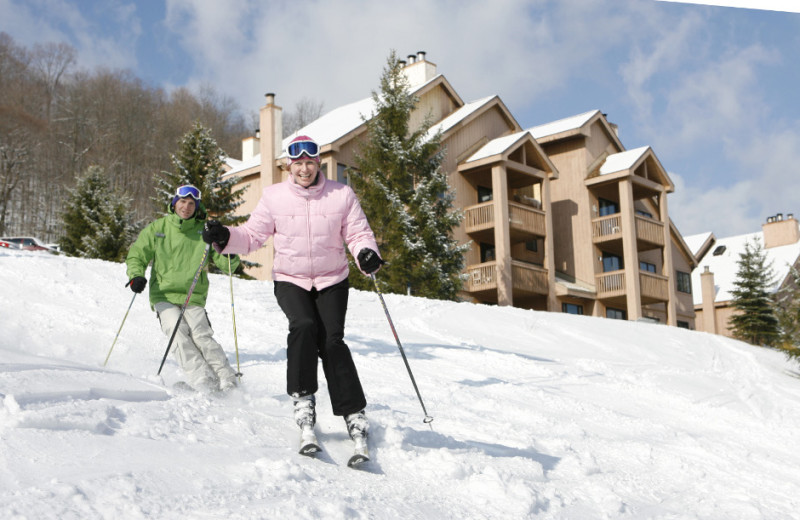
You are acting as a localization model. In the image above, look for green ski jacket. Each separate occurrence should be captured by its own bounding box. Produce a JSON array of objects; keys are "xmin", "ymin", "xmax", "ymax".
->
[{"xmin": 126, "ymin": 203, "xmax": 240, "ymax": 309}]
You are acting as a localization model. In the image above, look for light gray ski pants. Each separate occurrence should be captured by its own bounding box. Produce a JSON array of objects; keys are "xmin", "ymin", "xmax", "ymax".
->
[{"xmin": 155, "ymin": 302, "xmax": 236, "ymax": 389}]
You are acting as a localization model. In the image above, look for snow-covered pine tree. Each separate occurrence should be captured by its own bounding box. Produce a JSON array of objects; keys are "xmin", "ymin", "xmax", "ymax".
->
[
  {"xmin": 61, "ymin": 166, "xmax": 137, "ymax": 261},
  {"xmin": 729, "ymin": 237, "xmax": 779, "ymax": 347},
  {"xmin": 348, "ymin": 50, "xmax": 467, "ymax": 299},
  {"xmin": 154, "ymin": 122, "xmax": 247, "ymax": 226}
]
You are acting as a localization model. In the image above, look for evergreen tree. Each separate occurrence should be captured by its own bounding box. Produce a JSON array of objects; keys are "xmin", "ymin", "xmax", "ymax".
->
[
  {"xmin": 729, "ymin": 237, "xmax": 779, "ymax": 347},
  {"xmin": 154, "ymin": 121, "xmax": 247, "ymax": 225},
  {"xmin": 61, "ymin": 166, "xmax": 137, "ymax": 261},
  {"xmin": 348, "ymin": 50, "xmax": 467, "ymax": 299}
]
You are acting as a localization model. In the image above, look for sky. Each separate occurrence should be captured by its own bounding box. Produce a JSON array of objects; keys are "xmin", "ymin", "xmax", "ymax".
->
[
  {"xmin": 2, "ymin": 249, "xmax": 800, "ymax": 518},
  {"xmin": 1, "ymin": 0, "xmax": 800, "ymax": 239}
]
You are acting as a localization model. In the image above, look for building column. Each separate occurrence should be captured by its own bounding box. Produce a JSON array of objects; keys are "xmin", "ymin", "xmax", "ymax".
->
[
  {"xmin": 492, "ymin": 165, "xmax": 513, "ymax": 306},
  {"xmin": 700, "ymin": 267, "xmax": 717, "ymax": 333},
  {"xmin": 660, "ymin": 190, "xmax": 677, "ymax": 326},
  {"xmin": 619, "ymin": 180, "xmax": 642, "ymax": 320},
  {"xmin": 542, "ymin": 174, "xmax": 557, "ymax": 312}
]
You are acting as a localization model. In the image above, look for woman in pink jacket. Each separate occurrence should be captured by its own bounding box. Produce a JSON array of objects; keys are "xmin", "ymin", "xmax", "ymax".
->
[{"xmin": 203, "ymin": 135, "xmax": 383, "ymax": 450}]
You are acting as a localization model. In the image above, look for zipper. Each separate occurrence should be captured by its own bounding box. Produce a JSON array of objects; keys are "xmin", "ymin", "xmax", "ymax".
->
[{"xmin": 305, "ymin": 195, "xmax": 316, "ymax": 285}]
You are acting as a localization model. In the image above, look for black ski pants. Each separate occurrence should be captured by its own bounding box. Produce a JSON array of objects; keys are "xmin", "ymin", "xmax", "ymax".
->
[{"xmin": 274, "ymin": 278, "xmax": 366, "ymax": 417}]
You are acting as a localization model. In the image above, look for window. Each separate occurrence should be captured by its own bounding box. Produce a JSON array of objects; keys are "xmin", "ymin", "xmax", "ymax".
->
[
  {"xmin": 635, "ymin": 209, "xmax": 653, "ymax": 218},
  {"xmin": 712, "ymin": 245, "xmax": 726, "ymax": 256},
  {"xmin": 598, "ymin": 198, "xmax": 619, "ymax": 216},
  {"xmin": 640, "ymin": 261, "xmax": 656, "ymax": 273},
  {"xmin": 562, "ymin": 303, "xmax": 584, "ymax": 315},
  {"xmin": 677, "ymin": 321, "xmax": 690, "ymax": 329},
  {"xmin": 480, "ymin": 243, "xmax": 496, "ymax": 263},
  {"xmin": 337, "ymin": 163, "xmax": 349, "ymax": 184},
  {"xmin": 478, "ymin": 186, "xmax": 493, "ymax": 202},
  {"xmin": 525, "ymin": 239, "xmax": 538, "ymax": 252},
  {"xmin": 606, "ymin": 307, "xmax": 626, "ymax": 320},
  {"xmin": 676, "ymin": 271, "xmax": 692, "ymax": 294},
  {"xmin": 602, "ymin": 252, "xmax": 622, "ymax": 272}
]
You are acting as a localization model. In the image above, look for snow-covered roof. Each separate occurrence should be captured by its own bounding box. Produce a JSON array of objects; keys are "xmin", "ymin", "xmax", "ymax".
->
[
  {"xmin": 691, "ymin": 230, "xmax": 800, "ymax": 306},
  {"xmin": 599, "ymin": 146, "xmax": 650, "ymax": 175},
  {"xmin": 426, "ymin": 95, "xmax": 496, "ymax": 140},
  {"xmin": 283, "ymin": 96, "xmax": 377, "ymax": 154},
  {"xmin": 528, "ymin": 110, "xmax": 599, "ymax": 139},
  {"xmin": 465, "ymin": 129, "xmax": 530, "ymax": 163},
  {"xmin": 284, "ymin": 74, "xmax": 449, "ymax": 155},
  {"xmin": 684, "ymin": 232, "xmax": 715, "ymax": 258}
]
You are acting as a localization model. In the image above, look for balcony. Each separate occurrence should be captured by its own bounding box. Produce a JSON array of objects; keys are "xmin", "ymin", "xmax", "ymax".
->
[
  {"xmin": 595, "ymin": 269, "xmax": 669, "ymax": 304},
  {"xmin": 465, "ymin": 260, "xmax": 548, "ymax": 296},
  {"xmin": 464, "ymin": 201, "xmax": 546, "ymax": 242},
  {"xmin": 592, "ymin": 214, "xmax": 665, "ymax": 248}
]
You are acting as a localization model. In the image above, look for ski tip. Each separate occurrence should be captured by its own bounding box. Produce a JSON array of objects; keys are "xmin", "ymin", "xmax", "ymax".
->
[
  {"xmin": 299, "ymin": 444, "xmax": 322, "ymax": 456},
  {"xmin": 347, "ymin": 454, "xmax": 370, "ymax": 468}
]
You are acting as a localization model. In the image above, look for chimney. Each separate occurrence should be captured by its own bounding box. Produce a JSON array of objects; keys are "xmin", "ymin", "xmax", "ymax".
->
[
  {"xmin": 259, "ymin": 92, "xmax": 283, "ymax": 185},
  {"xmin": 700, "ymin": 267, "xmax": 717, "ymax": 334},
  {"xmin": 402, "ymin": 50, "xmax": 437, "ymax": 88},
  {"xmin": 763, "ymin": 212, "xmax": 800, "ymax": 248}
]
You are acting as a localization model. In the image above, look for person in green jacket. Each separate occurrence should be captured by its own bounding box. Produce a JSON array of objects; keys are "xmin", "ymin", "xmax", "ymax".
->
[{"xmin": 126, "ymin": 185, "xmax": 240, "ymax": 392}]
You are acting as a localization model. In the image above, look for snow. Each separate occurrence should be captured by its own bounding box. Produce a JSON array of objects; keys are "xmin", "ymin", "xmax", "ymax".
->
[
  {"xmin": 689, "ymin": 230, "xmax": 800, "ymax": 306},
  {"xmin": 599, "ymin": 147, "xmax": 651, "ymax": 176},
  {"xmin": 528, "ymin": 110, "xmax": 600, "ymax": 140},
  {"xmin": 2, "ymin": 249, "xmax": 800, "ymax": 519}
]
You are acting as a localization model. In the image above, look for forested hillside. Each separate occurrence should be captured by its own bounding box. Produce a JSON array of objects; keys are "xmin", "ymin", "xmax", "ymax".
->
[{"xmin": 0, "ymin": 32, "xmax": 251, "ymax": 241}]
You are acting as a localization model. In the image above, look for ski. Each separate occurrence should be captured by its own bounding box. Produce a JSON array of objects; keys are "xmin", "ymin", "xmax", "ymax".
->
[
  {"xmin": 298, "ymin": 426, "xmax": 321, "ymax": 456},
  {"xmin": 347, "ymin": 434, "xmax": 370, "ymax": 468}
]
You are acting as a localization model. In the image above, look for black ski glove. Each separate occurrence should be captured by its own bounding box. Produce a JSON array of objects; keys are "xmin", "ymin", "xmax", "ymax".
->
[
  {"xmin": 129, "ymin": 276, "xmax": 147, "ymax": 293},
  {"xmin": 203, "ymin": 220, "xmax": 230, "ymax": 249},
  {"xmin": 357, "ymin": 248, "xmax": 383, "ymax": 274}
]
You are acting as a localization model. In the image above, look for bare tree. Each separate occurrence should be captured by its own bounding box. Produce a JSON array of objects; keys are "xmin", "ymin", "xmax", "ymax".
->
[{"xmin": 282, "ymin": 97, "xmax": 324, "ymax": 137}]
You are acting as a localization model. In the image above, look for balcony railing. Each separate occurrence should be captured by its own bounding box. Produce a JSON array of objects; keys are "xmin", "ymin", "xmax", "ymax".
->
[
  {"xmin": 595, "ymin": 270, "xmax": 669, "ymax": 302},
  {"xmin": 464, "ymin": 260, "xmax": 548, "ymax": 295},
  {"xmin": 592, "ymin": 213, "xmax": 665, "ymax": 247},
  {"xmin": 639, "ymin": 271, "xmax": 669, "ymax": 301},
  {"xmin": 464, "ymin": 201, "xmax": 545, "ymax": 237}
]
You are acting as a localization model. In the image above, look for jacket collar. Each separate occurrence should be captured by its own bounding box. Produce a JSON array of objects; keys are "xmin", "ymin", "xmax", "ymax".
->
[{"xmin": 288, "ymin": 171, "xmax": 326, "ymax": 197}]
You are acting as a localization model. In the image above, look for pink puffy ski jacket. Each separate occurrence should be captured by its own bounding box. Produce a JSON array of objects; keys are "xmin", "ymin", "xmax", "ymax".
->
[{"xmin": 221, "ymin": 173, "xmax": 380, "ymax": 291}]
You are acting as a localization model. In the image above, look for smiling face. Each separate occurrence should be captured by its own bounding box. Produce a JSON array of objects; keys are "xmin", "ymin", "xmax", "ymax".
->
[
  {"xmin": 174, "ymin": 197, "xmax": 196, "ymax": 219},
  {"xmin": 289, "ymin": 158, "xmax": 320, "ymax": 188}
]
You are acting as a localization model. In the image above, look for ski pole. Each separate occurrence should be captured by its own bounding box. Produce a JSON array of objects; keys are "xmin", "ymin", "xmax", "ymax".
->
[
  {"xmin": 103, "ymin": 283, "xmax": 137, "ymax": 366},
  {"xmin": 157, "ymin": 243, "xmax": 212, "ymax": 375},
  {"xmin": 228, "ymin": 254, "xmax": 242, "ymax": 382},
  {"xmin": 370, "ymin": 273, "xmax": 434, "ymax": 427}
]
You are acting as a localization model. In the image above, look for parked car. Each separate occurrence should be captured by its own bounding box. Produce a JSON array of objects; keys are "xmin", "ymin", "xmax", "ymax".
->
[{"xmin": 0, "ymin": 237, "xmax": 58, "ymax": 253}]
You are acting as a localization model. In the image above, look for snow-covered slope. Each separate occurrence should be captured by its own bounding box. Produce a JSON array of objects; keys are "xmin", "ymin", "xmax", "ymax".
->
[{"xmin": 2, "ymin": 250, "xmax": 800, "ymax": 519}]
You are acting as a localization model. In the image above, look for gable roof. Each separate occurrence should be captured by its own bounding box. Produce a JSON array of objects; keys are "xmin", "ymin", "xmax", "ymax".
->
[
  {"xmin": 529, "ymin": 110, "xmax": 624, "ymax": 152},
  {"xmin": 593, "ymin": 145, "xmax": 675, "ymax": 193},
  {"xmin": 690, "ymin": 230, "xmax": 800, "ymax": 306},
  {"xmin": 529, "ymin": 110, "xmax": 599, "ymax": 140},
  {"xmin": 426, "ymin": 95, "xmax": 496, "ymax": 139}
]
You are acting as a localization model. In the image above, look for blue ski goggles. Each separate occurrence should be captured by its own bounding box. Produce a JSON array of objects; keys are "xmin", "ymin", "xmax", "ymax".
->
[
  {"xmin": 287, "ymin": 140, "xmax": 320, "ymax": 159},
  {"xmin": 175, "ymin": 185, "xmax": 201, "ymax": 200}
]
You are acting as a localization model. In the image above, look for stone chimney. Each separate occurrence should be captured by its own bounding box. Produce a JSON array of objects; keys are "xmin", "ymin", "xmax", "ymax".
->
[
  {"xmin": 762, "ymin": 213, "xmax": 800, "ymax": 249},
  {"xmin": 402, "ymin": 50, "xmax": 437, "ymax": 88},
  {"xmin": 700, "ymin": 266, "xmax": 717, "ymax": 334},
  {"xmin": 259, "ymin": 93, "xmax": 283, "ymax": 185}
]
